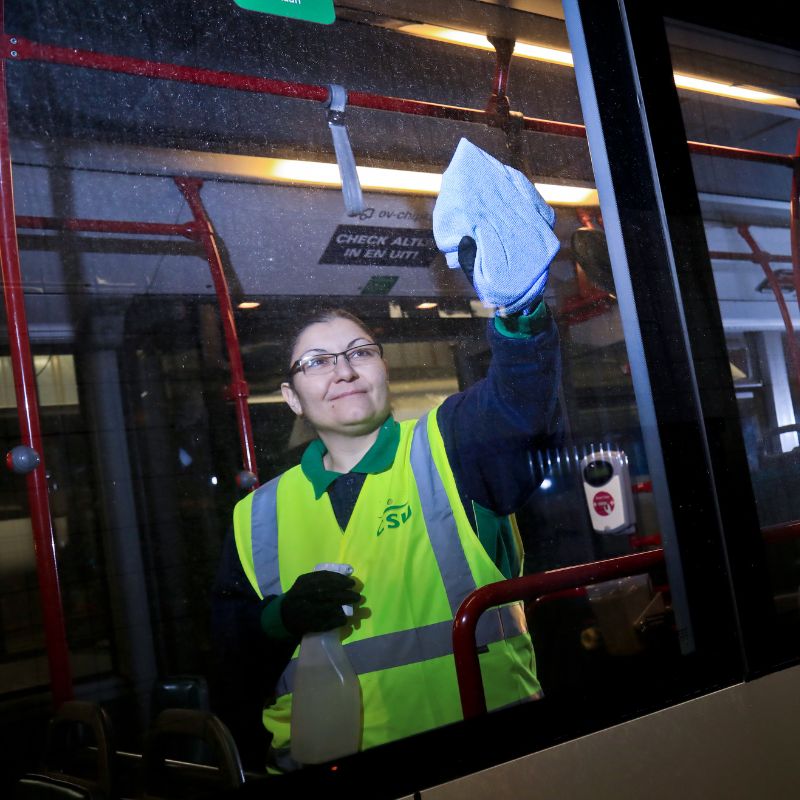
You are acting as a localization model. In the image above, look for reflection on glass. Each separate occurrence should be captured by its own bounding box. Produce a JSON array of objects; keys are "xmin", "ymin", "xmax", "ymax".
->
[
  {"xmin": 0, "ymin": 0, "xmax": 726, "ymax": 775},
  {"xmin": 666, "ymin": 18, "xmax": 800, "ymax": 641}
]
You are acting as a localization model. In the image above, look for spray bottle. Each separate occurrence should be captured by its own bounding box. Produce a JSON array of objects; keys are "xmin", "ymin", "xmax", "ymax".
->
[{"xmin": 290, "ymin": 562, "xmax": 362, "ymax": 764}]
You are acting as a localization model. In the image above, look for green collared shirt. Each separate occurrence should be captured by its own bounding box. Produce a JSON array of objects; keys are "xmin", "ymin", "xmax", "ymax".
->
[{"xmin": 300, "ymin": 415, "xmax": 400, "ymax": 499}]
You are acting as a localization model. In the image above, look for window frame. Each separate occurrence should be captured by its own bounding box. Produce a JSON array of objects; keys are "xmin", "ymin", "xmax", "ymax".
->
[
  {"xmin": 246, "ymin": 2, "xmax": 789, "ymax": 795},
  {"xmin": 1, "ymin": 1, "xmax": 792, "ymax": 796}
]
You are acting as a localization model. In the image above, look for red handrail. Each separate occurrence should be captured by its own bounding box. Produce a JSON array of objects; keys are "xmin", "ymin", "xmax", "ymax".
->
[
  {"xmin": 455, "ymin": 518, "xmax": 800, "ymax": 718},
  {"xmin": 763, "ymin": 520, "xmax": 800, "ymax": 544},
  {"xmin": 708, "ymin": 250, "xmax": 792, "ymax": 264},
  {"xmin": 453, "ymin": 549, "xmax": 665, "ymax": 718},
  {"xmin": 0, "ymin": 33, "xmax": 794, "ymax": 169},
  {"xmin": 15, "ymin": 215, "xmax": 195, "ymax": 238},
  {"xmin": 15, "ymin": 199, "xmax": 260, "ymax": 482},
  {"xmin": 738, "ymin": 224, "xmax": 800, "ymax": 386},
  {"xmin": 0, "ymin": 57, "xmax": 73, "ymax": 706},
  {"xmin": 174, "ymin": 177, "xmax": 258, "ymax": 479}
]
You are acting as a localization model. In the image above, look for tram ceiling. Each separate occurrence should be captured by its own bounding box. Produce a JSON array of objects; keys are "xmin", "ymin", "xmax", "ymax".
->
[
  {"xmin": 2, "ymin": 27, "xmax": 585, "ymax": 180},
  {"xmin": 3, "ymin": 1, "xmax": 796, "ymax": 181}
]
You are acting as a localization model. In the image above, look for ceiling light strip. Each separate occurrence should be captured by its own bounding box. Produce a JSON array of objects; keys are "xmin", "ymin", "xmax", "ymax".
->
[
  {"xmin": 263, "ymin": 157, "xmax": 598, "ymax": 205},
  {"xmin": 398, "ymin": 24, "xmax": 797, "ymax": 110}
]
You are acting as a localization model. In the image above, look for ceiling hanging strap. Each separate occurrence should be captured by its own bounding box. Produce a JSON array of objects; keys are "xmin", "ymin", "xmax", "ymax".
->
[{"xmin": 325, "ymin": 84, "xmax": 365, "ymax": 216}]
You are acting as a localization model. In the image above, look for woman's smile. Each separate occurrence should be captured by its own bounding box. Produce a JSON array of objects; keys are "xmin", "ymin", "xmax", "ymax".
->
[{"xmin": 329, "ymin": 388, "xmax": 367, "ymax": 402}]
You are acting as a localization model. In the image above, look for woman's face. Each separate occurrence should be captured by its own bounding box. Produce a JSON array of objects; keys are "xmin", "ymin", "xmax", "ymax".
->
[{"xmin": 280, "ymin": 316, "xmax": 390, "ymax": 437}]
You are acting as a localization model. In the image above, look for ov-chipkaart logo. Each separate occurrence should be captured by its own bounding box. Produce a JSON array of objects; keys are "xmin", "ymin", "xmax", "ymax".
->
[{"xmin": 592, "ymin": 491, "xmax": 615, "ymax": 516}]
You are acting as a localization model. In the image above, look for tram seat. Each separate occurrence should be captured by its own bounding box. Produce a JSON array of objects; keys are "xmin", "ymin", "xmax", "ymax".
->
[
  {"xmin": 140, "ymin": 709, "xmax": 245, "ymax": 800},
  {"xmin": 13, "ymin": 773, "xmax": 97, "ymax": 799},
  {"xmin": 152, "ymin": 676, "xmax": 211, "ymax": 765},
  {"xmin": 37, "ymin": 701, "xmax": 116, "ymax": 800},
  {"xmin": 152, "ymin": 676, "xmax": 209, "ymax": 715}
]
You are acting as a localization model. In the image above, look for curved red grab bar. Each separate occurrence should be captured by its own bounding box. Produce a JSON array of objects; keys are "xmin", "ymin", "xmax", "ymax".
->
[{"xmin": 453, "ymin": 548, "xmax": 665, "ymax": 718}]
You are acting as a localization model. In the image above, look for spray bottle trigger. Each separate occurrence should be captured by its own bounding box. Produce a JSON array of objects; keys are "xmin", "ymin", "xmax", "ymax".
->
[{"xmin": 314, "ymin": 562, "xmax": 355, "ymax": 616}]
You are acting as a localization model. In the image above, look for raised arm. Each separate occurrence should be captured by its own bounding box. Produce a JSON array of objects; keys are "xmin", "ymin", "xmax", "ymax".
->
[
  {"xmin": 438, "ymin": 312, "xmax": 561, "ymax": 517},
  {"xmin": 432, "ymin": 138, "xmax": 563, "ymax": 518}
]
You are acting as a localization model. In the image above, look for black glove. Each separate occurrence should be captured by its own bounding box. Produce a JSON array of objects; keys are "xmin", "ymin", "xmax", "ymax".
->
[
  {"xmin": 280, "ymin": 570, "xmax": 361, "ymax": 636},
  {"xmin": 459, "ymin": 234, "xmax": 543, "ymax": 323},
  {"xmin": 457, "ymin": 235, "xmax": 477, "ymax": 287}
]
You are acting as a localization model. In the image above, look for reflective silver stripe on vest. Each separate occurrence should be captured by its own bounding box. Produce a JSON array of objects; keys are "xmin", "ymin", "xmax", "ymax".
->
[
  {"xmin": 250, "ymin": 475, "xmax": 282, "ymax": 598},
  {"xmin": 275, "ymin": 604, "xmax": 528, "ymax": 697},
  {"xmin": 410, "ymin": 413, "xmax": 513, "ymax": 649},
  {"xmin": 410, "ymin": 413, "xmax": 477, "ymax": 616}
]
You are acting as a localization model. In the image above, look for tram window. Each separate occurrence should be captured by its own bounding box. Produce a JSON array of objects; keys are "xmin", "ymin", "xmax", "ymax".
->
[
  {"xmin": 0, "ymin": 0, "xmax": 779, "ymax": 792},
  {"xmin": 665, "ymin": 17, "xmax": 800, "ymax": 647},
  {"xmin": 0, "ymin": 351, "xmax": 114, "ymax": 692}
]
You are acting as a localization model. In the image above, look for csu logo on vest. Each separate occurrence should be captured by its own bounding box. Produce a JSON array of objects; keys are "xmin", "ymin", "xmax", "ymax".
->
[{"xmin": 376, "ymin": 499, "xmax": 413, "ymax": 536}]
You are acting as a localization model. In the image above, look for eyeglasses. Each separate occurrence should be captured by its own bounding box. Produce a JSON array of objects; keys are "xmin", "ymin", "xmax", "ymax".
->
[{"xmin": 289, "ymin": 342, "xmax": 384, "ymax": 377}]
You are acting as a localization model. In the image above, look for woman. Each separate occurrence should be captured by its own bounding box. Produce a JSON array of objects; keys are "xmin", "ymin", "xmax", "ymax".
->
[
  {"xmin": 214, "ymin": 294, "xmax": 560, "ymax": 769},
  {"xmin": 213, "ymin": 140, "xmax": 562, "ymax": 770}
]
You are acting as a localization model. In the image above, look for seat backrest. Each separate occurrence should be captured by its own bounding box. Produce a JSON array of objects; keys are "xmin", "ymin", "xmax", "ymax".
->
[
  {"xmin": 141, "ymin": 709, "xmax": 245, "ymax": 800},
  {"xmin": 152, "ymin": 676, "xmax": 210, "ymax": 714},
  {"xmin": 40, "ymin": 701, "xmax": 115, "ymax": 799},
  {"xmin": 151, "ymin": 676, "xmax": 211, "ymax": 765},
  {"xmin": 14, "ymin": 773, "xmax": 97, "ymax": 800}
]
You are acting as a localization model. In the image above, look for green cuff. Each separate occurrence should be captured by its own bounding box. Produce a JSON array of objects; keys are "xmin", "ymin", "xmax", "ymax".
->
[
  {"xmin": 259, "ymin": 595, "xmax": 292, "ymax": 640},
  {"xmin": 494, "ymin": 299, "xmax": 549, "ymax": 338}
]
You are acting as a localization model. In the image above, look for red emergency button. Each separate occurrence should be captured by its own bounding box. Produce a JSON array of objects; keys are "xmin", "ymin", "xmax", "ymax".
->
[{"xmin": 592, "ymin": 491, "xmax": 615, "ymax": 516}]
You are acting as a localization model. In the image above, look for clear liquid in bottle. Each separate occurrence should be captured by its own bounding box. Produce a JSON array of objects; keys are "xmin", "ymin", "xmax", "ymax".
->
[{"xmin": 290, "ymin": 563, "xmax": 362, "ymax": 765}]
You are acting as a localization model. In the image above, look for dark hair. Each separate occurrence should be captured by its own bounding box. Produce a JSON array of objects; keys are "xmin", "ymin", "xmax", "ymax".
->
[{"xmin": 284, "ymin": 308, "xmax": 377, "ymax": 375}]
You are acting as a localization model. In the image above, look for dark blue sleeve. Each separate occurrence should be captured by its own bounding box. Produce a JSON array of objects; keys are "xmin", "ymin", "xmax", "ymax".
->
[
  {"xmin": 210, "ymin": 528, "xmax": 297, "ymax": 764},
  {"xmin": 438, "ymin": 313, "xmax": 561, "ymax": 518}
]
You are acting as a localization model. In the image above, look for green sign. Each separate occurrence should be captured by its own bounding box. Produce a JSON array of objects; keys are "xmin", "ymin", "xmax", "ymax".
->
[
  {"xmin": 361, "ymin": 276, "xmax": 399, "ymax": 296},
  {"xmin": 232, "ymin": 0, "xmax": 335, "ymax": 24}
]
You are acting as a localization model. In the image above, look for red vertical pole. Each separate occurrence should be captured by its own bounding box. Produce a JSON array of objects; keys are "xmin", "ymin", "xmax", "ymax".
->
[
  {"xmin": 0, "ymin": 61, "xmax": 73, "ymax": 700},
  {"xmin": 574, "ymin": 208, "xmax": 597, "ymax": 296},
  {"xmin": 486, "ymin": 36, "xmax": 515, "ymax": 119},
  {"xmin": 173, "ymin": 177, "xmax": 259, "ymax": 484},
  {"xmin": 737, "ymin": 225, "xmax": 800, "ymax": 386}
]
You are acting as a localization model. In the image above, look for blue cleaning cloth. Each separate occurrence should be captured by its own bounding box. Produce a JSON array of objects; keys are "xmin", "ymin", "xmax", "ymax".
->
[{"xmin": 432, "ymin": 138, "xmax": 560, "ymax": 314}]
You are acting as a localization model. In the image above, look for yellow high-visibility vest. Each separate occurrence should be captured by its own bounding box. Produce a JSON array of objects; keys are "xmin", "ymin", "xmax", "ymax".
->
[{"xmin": 233, "ymin": 408, "xmax": 540, "ymax": 760}]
